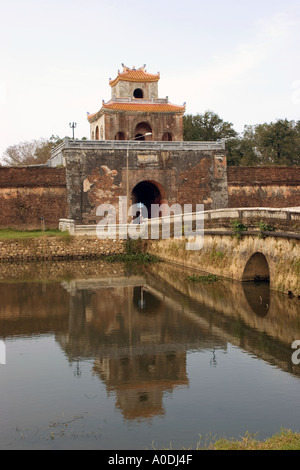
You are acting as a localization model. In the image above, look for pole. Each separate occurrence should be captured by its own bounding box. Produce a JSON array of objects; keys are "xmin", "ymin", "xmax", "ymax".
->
[
  {"xmin": 69, "ymin": 122, "xmax": 77, "ymax": 140},
  {"xmin": 127, "ymin": 145, "xmax": 129, "ymax": 222}
]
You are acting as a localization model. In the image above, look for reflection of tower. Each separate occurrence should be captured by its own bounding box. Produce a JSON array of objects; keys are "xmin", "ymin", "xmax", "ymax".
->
[
  {"xmin": 93, "ymin": 351, "xmax": 188, "ymax": 420},
  {"xmin": 57, "ymin": 276, "xmax": 226, "ymax": 421},
  {"xmin": 90, "ymin": 284, "xmax": 190, "ymax": 420}
]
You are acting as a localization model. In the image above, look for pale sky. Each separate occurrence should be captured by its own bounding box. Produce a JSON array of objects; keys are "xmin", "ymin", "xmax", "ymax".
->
[{"xmin": 0, "ymin": 0, "xmax": 299, "ymax": 161}]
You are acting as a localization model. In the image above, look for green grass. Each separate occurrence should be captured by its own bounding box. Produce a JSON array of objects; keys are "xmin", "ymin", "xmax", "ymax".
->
[
  {"xmin": 231, "ymin": 219, "xmax": 248, "ymax": 239},
  {"xmin": 103, "ymin": 237, "xmax": 160, "ymax": 264},
  {"xmin": 153, "ymin": 429, "xmax": 300, "ymax": 450},
  {"xmin": 187, "ymin": 274, "xmax": 219, "ymax": 283},
  {"xmin": 210, "ymin": 429, "xmax": 300, "ymax": 450},
  {"xmin": 105, "ymin": 252, "xmax": 160, "ymax": 264},
  {"xmin": 0, "ymin": 229, "xmax": 71, "ymax": 239}
]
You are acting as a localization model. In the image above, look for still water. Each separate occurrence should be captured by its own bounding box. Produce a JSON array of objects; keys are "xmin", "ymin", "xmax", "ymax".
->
[{"xmin": 1, "ymin": 260, "xmax": 300, "ymax": 450}]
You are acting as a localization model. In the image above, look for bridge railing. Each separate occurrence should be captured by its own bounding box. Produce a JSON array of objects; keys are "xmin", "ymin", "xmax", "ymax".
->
[
  {"xmin": 59, "ymin": 207, "xmax": 300, "ymax": 238},
  {"xmin": 204, "ymin": 207, "xmax": 300, "ymax": 222}
]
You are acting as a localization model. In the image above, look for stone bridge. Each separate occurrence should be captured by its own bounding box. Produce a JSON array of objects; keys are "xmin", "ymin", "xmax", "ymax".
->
[
  {"xmin": 59, "ymin": 207, "xmax": 300, "ymax": 297},
  {"xmin": 143, "ymin": 207, "xmax": 300, "ymax": 297}
]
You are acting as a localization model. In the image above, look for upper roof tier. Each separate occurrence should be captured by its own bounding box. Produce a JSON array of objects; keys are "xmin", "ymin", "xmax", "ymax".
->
[
  {"xmin": 109, "ymin": 65, "xmax": 160, "ymax": 87},
  {"xmin": 101, "ymin": 101, "xmax": 185, "ymax": 113},
  {"xmin": 87, "ymin": 98, "xmax": 185, "ymax": 122},
  {"xmin": 87, "ymin": 64, "xmax": 186, "ymax": 124}
]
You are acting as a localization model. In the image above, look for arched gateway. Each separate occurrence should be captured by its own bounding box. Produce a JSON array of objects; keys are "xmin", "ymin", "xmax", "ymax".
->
[{"xmin": 131, "ymin": 180, "xmax": 168, "ymax": 218}]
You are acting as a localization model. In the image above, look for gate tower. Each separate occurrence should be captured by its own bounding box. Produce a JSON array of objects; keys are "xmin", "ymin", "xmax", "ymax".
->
[{"xmin": 87, "ymin": 64, "xmax": 186, "ymax": 142}]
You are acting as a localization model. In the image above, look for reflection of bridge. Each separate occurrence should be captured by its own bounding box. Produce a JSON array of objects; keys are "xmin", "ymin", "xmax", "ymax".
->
[
  {"xmin": 143, "ymin": 207, "xmax": 300, "ymax": 297},
  {"xmin": 60, "ymin": 207, "xmax": 300, "ymax": 296},
  {"xmin": 145, "ymin": 263, "xmax": 300, "ymax": 356}
]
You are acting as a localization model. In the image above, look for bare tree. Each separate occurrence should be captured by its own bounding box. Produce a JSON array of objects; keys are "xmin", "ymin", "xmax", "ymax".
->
[{"xmin": 2, "ymin": 136, "xmax": 63, "ymax": 166}]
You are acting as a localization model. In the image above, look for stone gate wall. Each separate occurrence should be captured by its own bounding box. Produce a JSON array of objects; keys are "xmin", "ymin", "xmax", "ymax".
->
[
  {"xmin": 1, "ymin": 151, "xmax": 300, "ymax": 230},
  {"xmin": 0, "ymin": 167, "xmax": 67, "ymax": 229}
]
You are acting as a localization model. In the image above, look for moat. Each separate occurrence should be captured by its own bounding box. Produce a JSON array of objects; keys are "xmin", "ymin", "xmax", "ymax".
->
[{"xmin": 1, "ymin": 260, "xmax": 300, "ymax": 450}]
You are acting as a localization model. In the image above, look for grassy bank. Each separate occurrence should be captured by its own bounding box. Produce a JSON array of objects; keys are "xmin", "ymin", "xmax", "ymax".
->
[
  {"xmin": 172, "ymin": 429, "xmax": 300, "ymax": 450},
  {"xmin": 106, "ymin": 238, "xmax": 160, "ymax": 264},
  {"xmin": 0, "ymin": 229, "xmax": 71, "ymax": 239},
  {"xmin": 209, "ymin": 429, "xmax": 300, "ymax": 450}
]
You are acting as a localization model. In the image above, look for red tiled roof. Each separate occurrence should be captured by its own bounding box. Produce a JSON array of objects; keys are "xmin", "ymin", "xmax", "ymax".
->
[
  {"xmin": 87, "ymin": 101, "xmax": 185, "ymax": 121},
  {"xmin": 109, "ymin": 65, "xmax": 160, "ymax": 87},
  {"xmin": 102, "ymin": 101, "xmax": 185, "ymax": 113}
]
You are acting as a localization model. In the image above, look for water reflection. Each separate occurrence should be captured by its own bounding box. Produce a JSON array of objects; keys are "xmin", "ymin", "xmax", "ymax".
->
[
  {"xmin": 242, "ymin": 282, "xmax": 270, "ymax": 317},
  {"xmin": 1, "ymin": 260, "xmax": 300, "ymax": 426},
  {"xmin": 57, "ymin": 277, "xmax": 226, "ymax": 420}
]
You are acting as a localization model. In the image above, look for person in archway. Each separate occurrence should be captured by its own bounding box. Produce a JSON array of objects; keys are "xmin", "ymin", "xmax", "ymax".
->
[{"xmin": 132, "ymin": 211, "xmax": 141, "ymax": 224}]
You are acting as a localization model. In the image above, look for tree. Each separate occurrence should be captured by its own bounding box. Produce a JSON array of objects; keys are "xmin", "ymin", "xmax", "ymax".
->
[
  {"xmin": 183, "ymin": 110, "xmax": 238, "ymax": 141},
  {"xmin": 227, "ymin": 119, "xmax": 300, "ymax": 166},
  {"xmin": 226, "ymin": 135, "xmax": 259, "ymax": 166},
  {"xmin": 253, "ymin": 119, "xmax": 300, "ymax": 165},
  {"xmin": 2, "ymin": 135, "xmax": 63, "ymax": 167}
]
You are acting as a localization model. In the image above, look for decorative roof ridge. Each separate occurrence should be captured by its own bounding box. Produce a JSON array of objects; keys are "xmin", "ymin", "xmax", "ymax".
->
[
  {"xmin": 102, "ymin": 98, "xmax": 185, "ymax": 106},
  {"xmin": 109, "ymin": 64, "xmax": 160, "ymax": 87}
]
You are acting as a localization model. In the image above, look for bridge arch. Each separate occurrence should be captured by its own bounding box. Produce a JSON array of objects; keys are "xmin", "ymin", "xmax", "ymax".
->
[{"xmin": 242, "ymin": 252, "xmax": 270, "ymax": 283}]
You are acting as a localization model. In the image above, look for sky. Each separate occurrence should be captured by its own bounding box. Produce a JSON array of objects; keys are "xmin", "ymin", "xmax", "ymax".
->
[{"xmin": 0, "ymin": 0, "xmax": 299, "ymax": 160}]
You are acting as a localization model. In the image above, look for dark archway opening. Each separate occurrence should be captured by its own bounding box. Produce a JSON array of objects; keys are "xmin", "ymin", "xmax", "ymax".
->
[
  {"xmin": 133, "ymin": 88, "xmax": 144, "ymax": 99},
  {"xmin": 242, "ymin": 252, "xmax": 270, "ymax": 316},
  {"xmin": 134, "ymin": 122, "xmax": 152, "ymax": 141},
  {"xmin": 132, "ymin": 181, "xmax": 163, "ymax": 218},
  {"xmin": 242, "ymin": 252, "xmax": 270, "ymax": 283},
  {"xmin": 135, "ymin": 133, "xmax": 145, "ymax": 141},
  {"xmin": 115, "ymin": 131, "xmax": 125, "ymax": 140},
  {"xmin": 162, "ymin": 132, "xmax": 172, "ymax": 141}
]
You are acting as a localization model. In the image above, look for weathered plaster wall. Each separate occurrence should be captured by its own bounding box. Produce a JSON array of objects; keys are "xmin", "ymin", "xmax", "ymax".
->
[
  {"xmin": 227, "ymin": 167, "xmax": 300, "ymax": 208},
  {"xmin": 0, "ymin": 167, "xmax": 67, "ymax": 229},
  {"xmin": 103, "ymin": 111, "xmax": 184, "ymax": 141},
  {"xmin": 64, "ymin": 147, "xmax": 228, "ymax": 224},
  {"xmin": 112, "ymin": 81, "xmax": 158, "ymax": 100},
  {"xmin": 2, "ymin": 158, "xmax": 300, "ymax": 231}
]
